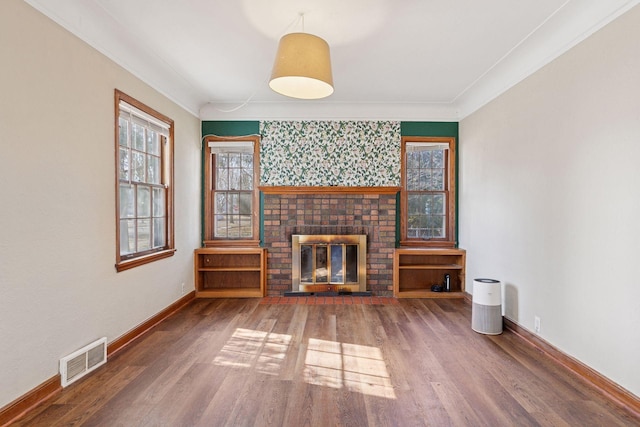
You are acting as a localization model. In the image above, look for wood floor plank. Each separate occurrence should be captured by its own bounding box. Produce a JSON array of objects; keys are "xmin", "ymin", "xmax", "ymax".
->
[
  {"xmin": 358, "ymin": 306, "xmax": 428, "ymax": 426},
  {"xmin": 10, "ymin": 298, "xmax": 638, "ymax": 426},
  {"xmin": 41, "ymin": 365, "xmax": 145, "ymax": 426},
  {"xmin": 279, "ymin": 305, "xmax": 309, "ymax": 382},
  {"xmin": 371, "ymin": 307, "xmax": 452, "ymax": 425},
  {"xmin": 253, "ymin": 379, "xmax": 292, "ymax": 427},
  {"xmin": 144, "ymin": 363, "xmax": 226, "ymax": 426},
  {"xmin": 332, "ymin": 305, "xmax": 377, "ymax": 426},
  {"xmin": 10, "ymin": 403, "xmax": 74, "ymax": 427},
  {"xmin": 430, "ymin": 380, "xmax": 485, "ymax": 426}
]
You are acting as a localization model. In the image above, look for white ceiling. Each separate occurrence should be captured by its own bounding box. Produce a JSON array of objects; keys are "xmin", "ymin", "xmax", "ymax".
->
[{"xmin": 25, "ymin": 0, "xmax": 638, "ymax": 121}]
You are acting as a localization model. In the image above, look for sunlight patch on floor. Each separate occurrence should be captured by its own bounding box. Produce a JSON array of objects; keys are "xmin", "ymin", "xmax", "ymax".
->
[
  {"xmin": 304, "ymin": 338, "xmax": 396, "ymax": 399},
  {"xmin": 213, "ymin": 328, "xmax": 292, "ymax": 375}
]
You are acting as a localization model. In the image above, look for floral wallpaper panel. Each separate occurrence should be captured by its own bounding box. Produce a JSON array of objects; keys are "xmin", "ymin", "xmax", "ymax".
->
[{"xmin": 260, "ymin": 121, "xmax": 401, "ymax": 186}]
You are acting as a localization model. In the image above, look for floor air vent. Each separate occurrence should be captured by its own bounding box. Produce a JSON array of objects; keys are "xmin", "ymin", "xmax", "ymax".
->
[{"xmin": 60, "ymin": 337, "xmax": 107, "ymax": 387}]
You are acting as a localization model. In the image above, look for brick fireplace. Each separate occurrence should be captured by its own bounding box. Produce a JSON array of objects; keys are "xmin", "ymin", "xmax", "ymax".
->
[{"xmin": 260, "ymin": 187, "xmax": 399, "ymax": 296}]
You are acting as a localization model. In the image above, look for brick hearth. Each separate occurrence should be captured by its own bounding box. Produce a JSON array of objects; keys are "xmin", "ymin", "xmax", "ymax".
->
[{"xmin": 261, "ymin": 188, "xmax": 398, "ymax": 296}]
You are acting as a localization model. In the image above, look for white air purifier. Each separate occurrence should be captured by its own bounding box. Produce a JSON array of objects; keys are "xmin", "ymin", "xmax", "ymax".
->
[{"xmin": 471, "ymin": 278, "xmax": 503, "ymax": 335}]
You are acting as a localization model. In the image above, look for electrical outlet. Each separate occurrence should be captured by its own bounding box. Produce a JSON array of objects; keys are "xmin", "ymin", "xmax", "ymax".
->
[{"xmin": 534, "ymin": 316, "xmax": 541, "ymax": 334}]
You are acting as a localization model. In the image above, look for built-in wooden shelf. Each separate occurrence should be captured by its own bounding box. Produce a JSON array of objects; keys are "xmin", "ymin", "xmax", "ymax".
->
[
  {"xmin": 258, "ymin": 186, "xmax": 401, "ymax": 195},
  {"xmin": 393, "ymin": 247, "xmax": 466, "ymax": 298},
  {"xmin": 194, "ymin": 247, "xmax": 266, "ymax": 298}
]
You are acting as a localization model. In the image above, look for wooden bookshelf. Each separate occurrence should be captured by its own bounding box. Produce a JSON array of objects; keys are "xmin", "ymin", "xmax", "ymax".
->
[
  {"xmin": 393, "ymin": 248, "xmax": 466, "ymax": 298},
  {"xmin": 194, "ymin": 247, "xmax": 266, "ymax": 298}
]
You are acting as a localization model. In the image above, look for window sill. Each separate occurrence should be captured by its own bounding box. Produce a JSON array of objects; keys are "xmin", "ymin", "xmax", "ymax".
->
[
  {"xmin": 115, "ymin": 248, "xmax": 176, "ymax": 272},
  {"xmin": 399, "ymin": 240, "xmax": 456, "ymax": 249},
  {"xmin": 203, "ymin": 240, "xmax": 261, "ymax": 248}
]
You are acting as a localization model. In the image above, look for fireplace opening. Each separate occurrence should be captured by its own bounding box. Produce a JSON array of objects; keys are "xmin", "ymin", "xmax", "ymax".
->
[{"xmin": 291, "ymin": 235, "xmax": 367, "ymax": 294}]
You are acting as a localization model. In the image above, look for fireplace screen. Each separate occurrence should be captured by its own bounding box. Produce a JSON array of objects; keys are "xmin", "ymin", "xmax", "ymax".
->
[{"xmin": 292, "ymin": 235, "xmax": 366, "ymax": 293}]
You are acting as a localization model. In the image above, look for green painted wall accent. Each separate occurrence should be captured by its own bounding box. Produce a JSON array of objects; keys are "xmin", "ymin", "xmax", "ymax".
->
[
  {"xmin": 400, "ymin": 121, "xmax": 460, "ymax": 247},
  {"xmin": 400, "ymin": 121, "xmax": 458, "ymax": 139},
  {"xmin": 202, "ymin": 120, "xmax": 260, "ymax": 137}
]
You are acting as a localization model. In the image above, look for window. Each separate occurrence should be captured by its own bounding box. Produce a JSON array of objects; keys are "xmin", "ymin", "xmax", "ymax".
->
[
  {"xmin": 401, "ymin": 136, "xmax": 456, "ymax": 247},
  {"xmin": 204, "ymin": 136, "xmax": 260, "ymax": 246},
  {"xmin": 115, "ymin": 90, "xmax": 175, "ymax": 271}
]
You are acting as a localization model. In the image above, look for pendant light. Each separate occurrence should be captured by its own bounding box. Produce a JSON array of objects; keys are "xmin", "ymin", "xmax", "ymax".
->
[{"xmin": 269, "ymin": 15, "xmax": 334, "ymax": 100}]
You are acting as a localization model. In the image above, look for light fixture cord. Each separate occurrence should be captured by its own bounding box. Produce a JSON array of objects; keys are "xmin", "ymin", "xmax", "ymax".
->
[{"xmin": 206, "ymin": 13, "xmax": 306, "ymax": 114}]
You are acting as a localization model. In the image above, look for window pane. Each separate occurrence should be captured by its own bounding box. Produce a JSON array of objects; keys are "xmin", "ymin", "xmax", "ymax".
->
[
  {"xmin": 407, "ymin": 213, "xmax": 423, "ymax": 237},
  {"xmin": 419, "ymin": 223, "xmax": 432, "ymax": 239},
  {"xmin": 419, "ymin": 150, "xmax": 432, "ymax": 168},
  {"xmin": 242, "ymin": 153, "xmax": 253, "ymax": 169},
  {"xmin": 228, "ymin": 193, "xmax": 239, "ymax": 215},
  {"xmin": 148, "ymin": 155, "xmax": 160, "ymax": 184},
  {"xmin": 407, "ymin": 194, "xmax": 447, "ymax": 239},
  {"xmin": 406, "ymin": 167, "xmax": 420, "ymax": 191},
  {"xmin": 409, "ymin": 215, "xmax": 424, "ymax": 237},
  {"xmin": 407, "ymin": 152, "xmax": 419, "ymax": 169},
  {"xmin": 423, "ymin": 216, "xmax": 445, "ymax": 239},
  {"xmin": 428, "ymin": 215, "xmax": 445, "ymax": 232},
  {"xmin": 132, "ymin": 152, "xmax": 145, "ymax": 182},
  {"xmin": 408, "ymin": 194, "xmax": 426, "ymax": 215},
  {"xmin": 419, "ymin": 169, "xmax": 431, "ymax": 190},
  {"xmin": 239, "ymin": 215, "xmax": 252, "ymax": 238},
  {"xmin": 132, "ymin": 123, "xmax": 145, "ymax": 151},
  {"xmin": 241, "ymin": 169, "xmax": 253, "ymax": 190},
  {"xmin": 229, "ymin": 153, "xmax": 241, "ymax": 168},
  {"xmin": 216, "ymin": 166, "xmax": 228, "ymax": 190},
  {"xmin": 215, "ymin": 193, "xmax": 228, "ymax": 215},
  {"xmin": 137, "ymin": 186, "xmax": 151, "ymax": 217},
  {"xmin": 153, "ymin": 187, "xmax": 165, "ymax": 217},
  {"xmin": 225, "ymin": 193, "xmax": 241, "ymax": 238},
  {"xmin": 153, "ymin": 218, "xmax": 166, "ymax": 247},
  {"xmin": 120, "ymin": 219, "xmax": 135, "ymax": 255},
  {"xmin": 429, "ymin": 169, "xmax": 444, "ymax": 191},
  {"xmin": 119, "ymin": 118, "xmax": 129, "ymax": 147},
  {"xmin": 119, "ymin": 184, "xmax": 135, "ymax": 218},
  {"xmin": 119, "ymin": 147, "xmax": 130, "ymax": 180},
  {"xmin": 425, "ymin": 194, "xmax": 445, "ymax": 215},
  {"xmin": 216, "ymin": 153, "xmax": 228, "ymax": 168},
  {"xmin": 229, "ymin": 168, "xmax": 241, "ymax": 190},
  {"xmin": 214, "ymin": 216, "xmax": 227, "ymax": 238},
  {"xmin": 228, "ymin": 216, "xmax": 240, "ymax": 238},
  {"xmin": 239, "ymin": 193, "xmax": 252, "ymax": 215},
  {"xmin": 432, "ymin": 150, "xmax": 444, "ymax": 168},
  {"xmin": 147, "ymin": 129, "xmax": 159, "ymax": 155},
  {"xmin": 214, "ymin": 193, "xmax": 228, "ymax": 238},
  {"xmin": 137, "ymin": 219, "xmax": 151, "ymax": 251}
]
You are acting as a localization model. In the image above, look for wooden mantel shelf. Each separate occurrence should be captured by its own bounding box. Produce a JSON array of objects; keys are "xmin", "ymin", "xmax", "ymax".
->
[{"xmin": 259, "ymin": 186, "xmax": 401, "ymax": 195}]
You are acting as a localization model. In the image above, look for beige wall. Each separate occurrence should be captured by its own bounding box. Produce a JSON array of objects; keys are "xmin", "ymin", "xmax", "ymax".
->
[
  {"xmin": 0, "ymin": 1, "xmax": 201, "ymax": 407},
  {"xmin": 460, "ymin": 5, "xmax": 640, "ymax": 396}
]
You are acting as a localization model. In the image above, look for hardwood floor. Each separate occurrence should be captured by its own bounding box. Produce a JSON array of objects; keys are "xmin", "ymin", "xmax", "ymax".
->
[{"xmin": 12, "ymin": 298, "xmax": 639, "ymax": 426}]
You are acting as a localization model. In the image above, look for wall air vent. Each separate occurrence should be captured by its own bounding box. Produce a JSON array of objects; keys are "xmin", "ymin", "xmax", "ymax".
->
[{"xmin": 59, "ymin": 337, "xmax": 107, "ymax": 387}]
